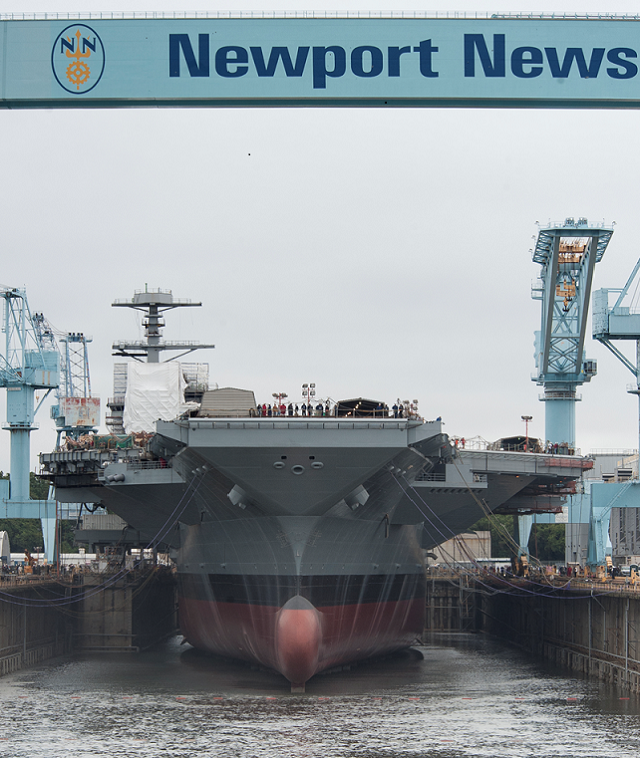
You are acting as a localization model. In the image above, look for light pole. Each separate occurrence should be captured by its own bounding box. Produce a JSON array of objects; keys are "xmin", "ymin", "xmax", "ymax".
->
[
  {"xmin": 521, "ymin": 415, "xmax": 533, "ymax": 452},
  {"xmin": 272, "ymin": 392, "xmax": 288, "ymax": 415},
  {"xmin": 301, "ymin": 383, "xmax": 316, "ymax": 416}
]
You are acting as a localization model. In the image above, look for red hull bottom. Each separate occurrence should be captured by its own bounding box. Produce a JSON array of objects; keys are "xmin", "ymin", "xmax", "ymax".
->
[{"xmin": 179, "ymin": 594, "xmax": 424, "ymax": 689}]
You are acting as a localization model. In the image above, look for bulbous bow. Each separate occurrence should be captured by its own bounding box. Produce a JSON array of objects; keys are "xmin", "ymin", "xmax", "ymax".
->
[{"xmin": 275, "ymin": 595, "xmax": 322, "ymax": 692}]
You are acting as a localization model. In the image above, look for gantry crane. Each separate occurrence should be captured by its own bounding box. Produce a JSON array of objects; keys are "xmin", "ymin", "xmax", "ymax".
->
[
  {"xmin": 50, "ymin": 332, "xmax": 100, "ymax": 446},
  {"xmin": 531, "ymin": 217, "xmax": 613, "ymax": 449},
  {"xmin": 519, "ymin": 219, "xmax": 612, "ymax": 562},
  {"xmin": 0, "ymin": 287, "xmax": 60, "ymax": 560},
  {"xmin": 0, "ymin": 288, "xmax": 59, "ymax": 500}
]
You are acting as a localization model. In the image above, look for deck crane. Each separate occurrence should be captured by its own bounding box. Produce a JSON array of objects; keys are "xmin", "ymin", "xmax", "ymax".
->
[
  {"xmin": 50, "ymin": 332, "xmax": 100, "ymax": 447},
  {"xmin": 531, "ymin": 217, "xmax": 613, "ymax": 449},
  {"xmin": 0, "ymin": 286, "xmax": 60, "ymax": 560}
]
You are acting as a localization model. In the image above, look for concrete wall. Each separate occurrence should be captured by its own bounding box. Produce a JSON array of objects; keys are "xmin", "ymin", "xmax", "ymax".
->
[
  {"xmin": 75, "ymin": 568, "xmax": 177, "ymax": 652},
  {"xmin": 0, "ymin": 581, "xmax": 72, "ymax": 677},
  {"xmin": 1, "ymin": 568, "xmax": 178, "ymax": 677},
  {"xmin": 479, "ymin": 585, "xmax": 640, "ymax": 693},
  {"xmin": 424, "ymin": 574, "xmax": 477, "ymax": 632},
  {"xmin": 425, "ymin": 575, "xmax": 640, "ymax": 693}
]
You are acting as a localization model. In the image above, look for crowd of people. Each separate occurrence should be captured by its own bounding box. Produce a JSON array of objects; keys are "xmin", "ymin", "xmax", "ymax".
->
[
  {"xmin": 544, "ymin": 441, "xmax": 575, "ymax": 455},
  {"xmin": 256, "ymin": 401, "xmax": 331, "ymax": 417},
  {"xmin": 255, "ymin": 399, "xmax": 417, "ymax": 419}
]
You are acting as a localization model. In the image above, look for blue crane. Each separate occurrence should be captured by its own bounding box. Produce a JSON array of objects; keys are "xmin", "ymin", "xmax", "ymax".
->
[
  {"xmin": 575, "ymin": 257, "xmax": 640, "ymax": 569},
  {"xmin": 0, "ymin": 286, "xmax": 60, "ymax": 559},
  {"xmin": 593, "ymin": 257, "xmax": 640, "ymax": 457},
  {"xmin": 531, "ymin": 217, "xmax": 613, "ymax": 449},
  {"xmin": 50, "ymin": 332, "xmax": 100, "ymax": 447}
]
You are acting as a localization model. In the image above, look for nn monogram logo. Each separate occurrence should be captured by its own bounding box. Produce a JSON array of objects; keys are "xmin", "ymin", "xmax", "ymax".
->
[{"xmin": 51, "ymin": 24, "xmax": 105, "ymax": 94}]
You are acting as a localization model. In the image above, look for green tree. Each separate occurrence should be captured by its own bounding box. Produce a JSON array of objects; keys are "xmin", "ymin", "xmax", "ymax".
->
[
  {"xmin": 0, "ymin": 518, "xmax": 76, "ymax": 554},
  {"xmin": 59, "ymin": 521, "xmax": 76, "ymax": 553},
  {"xmin": 467, "ymin": 514, "xmax": 517, "ymax": 558},
  {"xmin": 0, "ymin": 470, "xmax": 51, "ymax": 499},
  {"xmin": 0, "ymin": 471, "xmax": 75, "ymax": 554},
  {"xmin": 30, "ymin": 472, "xmax": 50, "ymax": 500},
  {"xmin": 529, "ymin": 523, "xmax": 566, "ymax": 562},
  {"xmin": 0, "ymin": 518, "xmax": 43, "ymax": 553}
]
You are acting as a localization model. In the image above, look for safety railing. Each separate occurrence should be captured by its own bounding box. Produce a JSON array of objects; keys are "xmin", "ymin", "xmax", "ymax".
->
[
  {"xmin": 183, "ymin": 418, "xmax": 413, "ymax": 431},
  {"xmin": 124, "ymin": 460, "xmax": 169, "ymax": 470},
  {"xmin": 2, "ymin": 12, "xmax": 640, "ymax": 21},
  {"xmin": 415, "ymin": 472, "xmax": 446, "ymax": 482}
]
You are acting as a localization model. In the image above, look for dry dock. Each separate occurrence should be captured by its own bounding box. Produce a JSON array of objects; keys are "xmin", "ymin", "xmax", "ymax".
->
[
  {"xmin": 426, "ymin": 571, "xmax": 640, "ymax": 693},
  {"xmin": 0, "ymin": 566, "xmax": 177, "ymax": 676},
  {"xmin": 4, "ymin": 567, "xmax": 640, "ymax": 693}
]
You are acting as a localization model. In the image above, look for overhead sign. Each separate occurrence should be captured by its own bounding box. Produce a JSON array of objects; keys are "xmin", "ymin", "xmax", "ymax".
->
[{"xmin": 2, "ymin": 17, "xmax": 640, "ymax": 107}]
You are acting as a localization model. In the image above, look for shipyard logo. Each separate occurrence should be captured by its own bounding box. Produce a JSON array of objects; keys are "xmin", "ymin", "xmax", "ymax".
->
[{"xmin": 51, "ymin": 24, "xmax": 105, "ymax": 94}]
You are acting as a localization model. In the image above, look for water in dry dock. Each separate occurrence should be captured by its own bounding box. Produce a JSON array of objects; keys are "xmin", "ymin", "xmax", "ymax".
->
[{"xmin": 1, "ymin": 633, "xmax": 639, "ymax": 758}]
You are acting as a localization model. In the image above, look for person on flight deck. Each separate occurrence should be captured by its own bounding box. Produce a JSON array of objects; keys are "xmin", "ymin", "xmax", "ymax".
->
[
  {"xmin": 267, "ymin": 404, "xmax": 272, "ymax": 417},
  {"xmin": 301, "ymin": 402, "xmax": 307, "ymax": 417},
  {"xmin": 294, "ymin": 404, "xmax": 299, "ymax": 416},
  {"xmin": 316, "ymin": 403, "xmax": 323, "ymax": 416},
  {"xmin": 262, "ymin": 404, "xmax": 267, "ymax": 416},
  {"xmin": 288, "ymin": 403, "xmax": 293, "ymax": 416},
  {"xmin": 256, "ymin": 404, "xmax": 262, "ymax": 417},
  {"xmin": 392, "ymin": 403, "xmax": 398, "ymax": 418},
  {"xmin": 325, "ymin": 401, "xmax": 330, "ymax": 417},
  {"xmin": 398, "ymin": 404, "xmax": 404, "ymax": 418},
  {"xmin": 280, "ymin": 403, "xmax": 286, "ymax": 416}
]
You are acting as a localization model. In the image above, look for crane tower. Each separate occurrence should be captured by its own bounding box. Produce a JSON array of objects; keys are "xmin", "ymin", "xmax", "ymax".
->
[
  {"xmin": 50, "ymin": 332, "xmax": 100, "ymax": 446},
  {"xmin": 531, "ymin": 218, "xmax": 613, "ymax": 449},
  {"xmin": 0, "ymin": 287, "xmax": 59, "ymax": 501}
]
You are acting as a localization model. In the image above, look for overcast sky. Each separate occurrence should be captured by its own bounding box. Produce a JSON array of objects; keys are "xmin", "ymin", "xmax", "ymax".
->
[{"xmin": 1, "ymin": 0, "xmax": 640, "ymax": 474}]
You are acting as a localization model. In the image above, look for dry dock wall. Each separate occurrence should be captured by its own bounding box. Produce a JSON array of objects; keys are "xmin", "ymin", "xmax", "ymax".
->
[
  {"xmin": 424, "ymin": 573, "xmax": 477, "ymax": 632},
  {"xmin": 0, "ymin": 567, "xmax": 177, "ymax": 677},
  {"xmin": 0, "ymin": 580, "xmax": 72, "ymax": 677},
  {"xmin": 426, "ymin": 575, "xmax": 640, "ymax": 693},
  {"xmin": 479, "ymin": 580, "xmax": 640, "ymax": 694},
  {"xmin": 76, "ymin": 567, "xmax": 177, "ymax": 652}
]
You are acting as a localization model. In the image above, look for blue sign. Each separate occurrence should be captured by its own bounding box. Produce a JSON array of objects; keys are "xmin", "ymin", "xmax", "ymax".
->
[{"xmin": 1, "ymin": 17, "xmax": 640, "ymax": 107}]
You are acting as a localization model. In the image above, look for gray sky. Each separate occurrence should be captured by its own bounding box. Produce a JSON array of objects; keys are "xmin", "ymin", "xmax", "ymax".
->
[{"xmin": 1, "ymin": 0, "xmax": 640, "ymax": 474}]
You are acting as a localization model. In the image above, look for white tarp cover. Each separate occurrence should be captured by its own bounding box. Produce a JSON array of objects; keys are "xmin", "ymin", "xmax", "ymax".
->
[{"xmin": 123, "ymin": 362, "xmax": 188, "ymax": 433}]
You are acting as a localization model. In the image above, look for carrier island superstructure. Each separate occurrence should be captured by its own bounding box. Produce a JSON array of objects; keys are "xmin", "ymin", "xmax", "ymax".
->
[{"xmin": 39, "ymin": 290, "xmax": 591, "ymax": 691}]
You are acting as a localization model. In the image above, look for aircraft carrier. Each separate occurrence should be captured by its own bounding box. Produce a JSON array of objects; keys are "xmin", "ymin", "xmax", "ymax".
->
[{"xmin": 39, "ymin": 289, "xmax": 591, "ymax": 690}]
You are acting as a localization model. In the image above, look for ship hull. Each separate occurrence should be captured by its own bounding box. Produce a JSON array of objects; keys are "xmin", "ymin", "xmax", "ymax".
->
[{"xmin": 177, "ymin": 516, "xmax": 426, "ymax": 688}]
